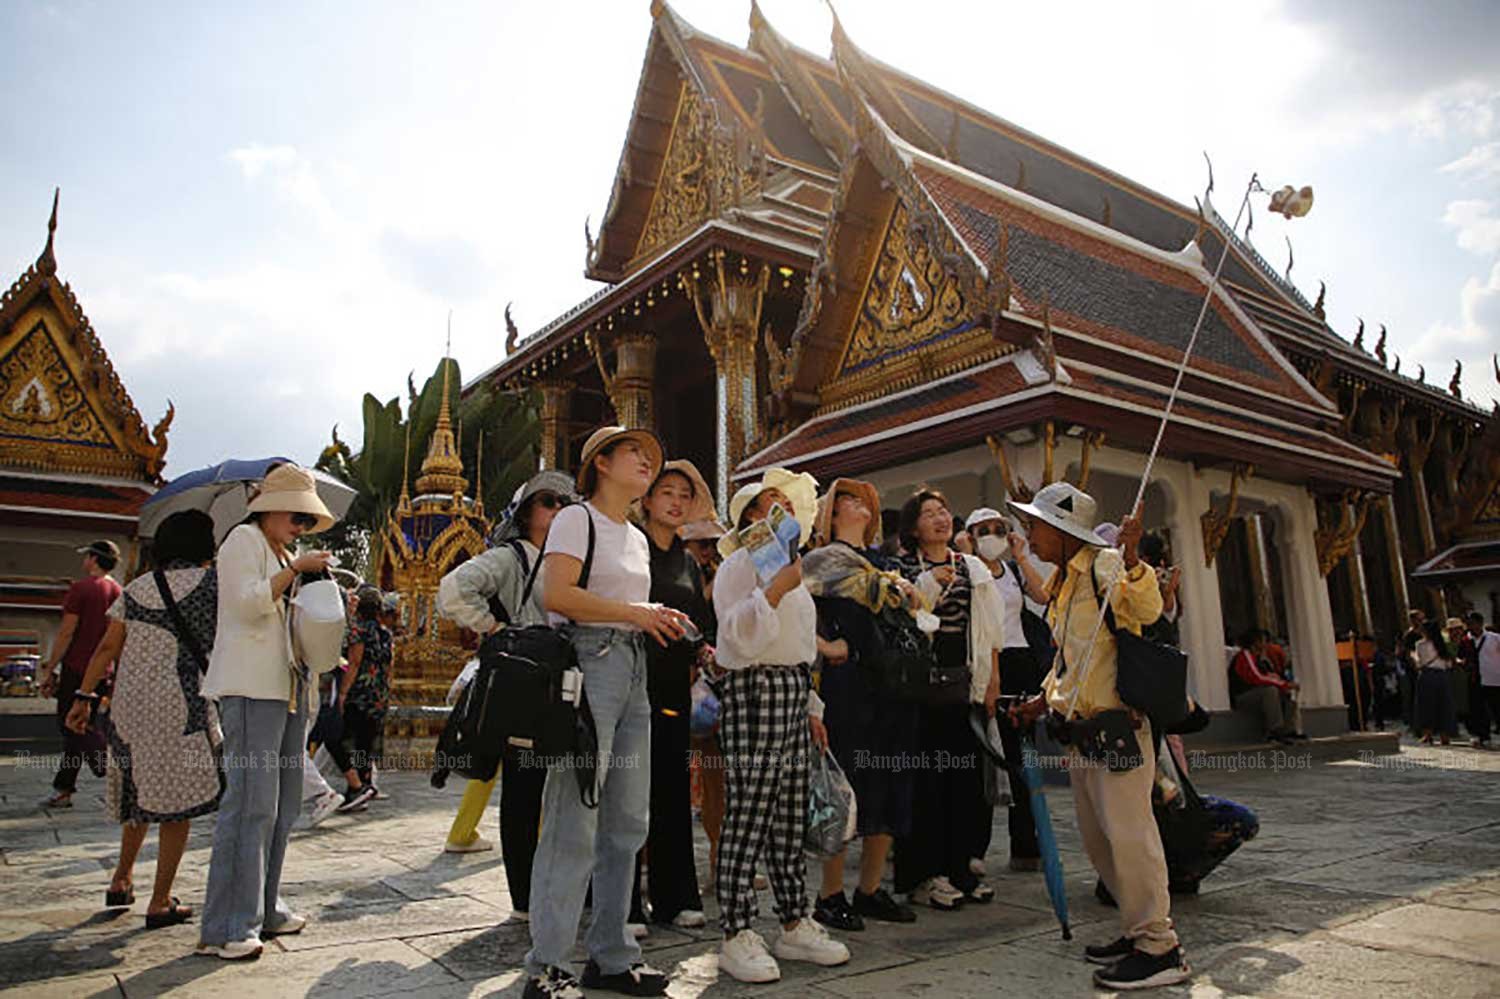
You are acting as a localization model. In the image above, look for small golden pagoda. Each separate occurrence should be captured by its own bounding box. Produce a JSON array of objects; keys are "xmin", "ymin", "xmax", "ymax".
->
[{"xmin": 376, "ymin": 356, "xmax": 489, "ymax": 731}]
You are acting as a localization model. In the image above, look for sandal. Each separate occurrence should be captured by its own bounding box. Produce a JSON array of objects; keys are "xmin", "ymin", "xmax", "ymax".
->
[
  {"xmin": 105, "ymin": 884, "xmax": 135, "ymax": 908},
  {"xmin": 145, "ymin": 897, "xmax": 193, "ymax": 929}
]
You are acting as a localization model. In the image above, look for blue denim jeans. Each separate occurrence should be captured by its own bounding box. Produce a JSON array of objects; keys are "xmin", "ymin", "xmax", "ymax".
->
[
  {"xmin": 526, "ymin": 626, "xmax": 651, "ymax": 975},
  {"xmin": 200, "ymin": 694, "xmax": 305, "ymax": 946}
]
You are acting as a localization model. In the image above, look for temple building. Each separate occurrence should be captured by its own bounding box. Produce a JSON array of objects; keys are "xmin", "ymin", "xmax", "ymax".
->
[
  {"xmin": 377, "ymin": 356, "xmax": 490, "ymax": 724},
  {"xmin": 0, "ymin": 193, "xmax": 171, "ymax": 665},
  {"xmin": 468, "ymin": 2, "xmax": 1500, "ymax": 734}
]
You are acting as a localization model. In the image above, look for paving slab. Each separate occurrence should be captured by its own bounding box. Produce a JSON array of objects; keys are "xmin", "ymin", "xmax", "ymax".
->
[{"xmin": 1327, "ymin": 901, "xmax": 1500, "ymax": 967}]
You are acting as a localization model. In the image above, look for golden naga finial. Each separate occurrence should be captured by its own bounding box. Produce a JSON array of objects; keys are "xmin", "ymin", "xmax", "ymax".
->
[
  {"xmin": 505, "ymin": 302, "xmax": 520, "ymax": 355},
  {"xmin": 1312, "ymin": 280, "xmax": 1326, "ymax": 319},
  {"xmin": 1493, "ymin": 352, "xmax": 1499, "ymax": 387},
  {"xmin": 1374, "ymin": 323, "xmax": 1387, "ymax": 364},
  {"xmin": 37, "ymin": 187, "xmax": 59, "ymax": 275},
  {"xmin": 1352, "ymin": 318, "xmax": 1365, "ymax": 352},
  {"xmin": 1450, "ymin": 360, "xmax": 1463, "ymax": 398}
]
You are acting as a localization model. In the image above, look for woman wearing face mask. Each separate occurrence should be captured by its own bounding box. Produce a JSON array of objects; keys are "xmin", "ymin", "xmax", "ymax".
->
[
  {"xmin": 713, "ymin": 468, "xmax": 850, "ymax": 984},
  {"xmin": 628, "ymin": 460, "xmax": 716, "ymax": 932},
  {"xmin": 198, "ymin": 464, "xmax": 336, "ymax": 960},
  {"xmin": 966, "ymin": 508, "xmax": 1051, "ymax": 877},
  {"xmin": 894, "ymin": 489, "xmax": 1005, "ymax": 911}
]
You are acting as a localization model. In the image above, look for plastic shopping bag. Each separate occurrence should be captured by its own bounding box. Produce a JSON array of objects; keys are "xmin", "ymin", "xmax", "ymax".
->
[
  {"xmin": 804, "ymin": 748, "xmax": 858, "ymax": 857},
  {"xmin": 689, "ymin": 675, "xmax": 721, "ymax": 737},
  {"xmin": 291, "ymin": 578, "xmax": 347, "ymax": 673}
]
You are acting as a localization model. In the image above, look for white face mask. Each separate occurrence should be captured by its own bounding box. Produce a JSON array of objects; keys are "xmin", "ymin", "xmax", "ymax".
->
[{"xmin": 976, "ymin": 534, "xmax": 1009, "ymax": 562}]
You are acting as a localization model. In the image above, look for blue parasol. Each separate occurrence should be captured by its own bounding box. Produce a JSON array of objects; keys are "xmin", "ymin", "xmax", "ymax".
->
[
  {"xmin": 139, "ymin": 457, "xmax": 355, "ymax": 542},
  {"xmin": 1020, "ymin": 736, "xmax": 1071, "ymax": 939}
]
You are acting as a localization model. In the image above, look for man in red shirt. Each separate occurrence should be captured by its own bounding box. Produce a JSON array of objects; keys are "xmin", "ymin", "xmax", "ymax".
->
[
  {"xmin": 40, "ymin": 540, "xmax": 123, "ymax": 807},
  {"xmin": 1229, "ymin": 630, "xmax": 1304, "ymax": 744}
]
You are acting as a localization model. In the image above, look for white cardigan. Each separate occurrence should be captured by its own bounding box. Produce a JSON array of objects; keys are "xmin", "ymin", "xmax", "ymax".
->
[
  {"xmin": 202, "ymin": 523, "xmax": 297, "ymax": 705},
  {"xmin": 913, "ymin": 552, "xmax": 1006, "ymax": 703}
]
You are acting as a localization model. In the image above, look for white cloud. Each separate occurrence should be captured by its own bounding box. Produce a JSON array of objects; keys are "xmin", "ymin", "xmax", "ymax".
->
[
  {"xmin": 1442, "ymin": 140, "xmax": 1500, "ymax": 182},
  {"xmin": 227, "ymin": 144, "xmax": 298, "ymax": 180},
  {"xmin": 1442, "ymin": 200, "xmax": 1500, "ymax": 255}
]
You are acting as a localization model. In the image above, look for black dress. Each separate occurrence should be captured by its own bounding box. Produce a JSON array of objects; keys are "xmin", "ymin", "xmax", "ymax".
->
[
  {"xmin": 632, "ymin": 534, "xmax": 711, "ymax": 922},
  {"xmin": 814, "ymin": 544, "xmax": 920, "ymax": 839}
]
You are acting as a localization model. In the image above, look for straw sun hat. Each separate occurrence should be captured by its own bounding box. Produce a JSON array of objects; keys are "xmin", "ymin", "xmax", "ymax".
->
[
  {"xmin": 648, "ymin": 459, "xmax": 716, "ymax": 525},
  {"xmin": 575, "ymin": 426, "xmax": 664, "ymax": 494},
  {"xmin": 247, "ymin": 463, "xmax": 335, "ymax": 533},
  {"xmin": 720, "ymin": 467, "xmax": 819, "ymax": 558},
  {"xmin": 813, "ymin": 478, "xmax": 882, "ymax": 548}
]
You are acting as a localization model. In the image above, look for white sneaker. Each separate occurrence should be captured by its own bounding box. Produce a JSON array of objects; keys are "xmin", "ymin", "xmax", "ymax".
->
[
  {"xmin": 262, "ymin": 913, "xmax": 306, "ymax": 936},
  {"xmin": 672, "ymin": 909, "xmax": 707, "ymax": 929},
  {"xmin": 753, "ymin": 873, "xmax": 769, "ymax": 890},
  {"xmin": 911, "ymin": 876, "xmax": 964, "ymax": 911},
  {"xmin": 509, "ymin": 908, "xmax": 529, "ymax": 923},
  {"xmin": 969, "ymin": 857, "xmax": 987, "ymax": 877},
  {"xmin": 719, "ymin": 929, "xmax": 780, "ymax": 983},
  {"xmin": 773, "ymin": 919, "xmax": 850, "ymax": 967},
  {"xmin": 628, "ymin": 921, "xmax": 650, "ymax": 939},
  {"xmin": 444, "ymin": 835, "xmax": 495, "ymax": 854},
  {"xmin": 196, "ymin": 936, "xmax": 263, "ymax": 960}
]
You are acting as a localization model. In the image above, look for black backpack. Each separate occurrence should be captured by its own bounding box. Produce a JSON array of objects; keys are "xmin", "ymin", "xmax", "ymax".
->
[{"xmin": 432, "ymin": 522, "xmax": 601, "ymax": 807}]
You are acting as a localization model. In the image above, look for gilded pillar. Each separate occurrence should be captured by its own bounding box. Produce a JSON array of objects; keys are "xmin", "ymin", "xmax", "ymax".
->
[
  {"xmin": 687, "ymin": 254, "xmax": 769, "ymax": 510},
  {"xmin": 592, "ymin": 331, "xmax": 657, "ymax": 431},
  {"xmin": 1347, "ymin": 510, "xmax": 1373, "ymax": 637},
  {"xmin": 1245, "ymin": 513, "xmax": 1276, "ymax": 633},
  {"xmin": 1381, "ymin": 496, "xmax": 1412, "ymax": 616},
  {"xmin": 1408, "ymin": 466, "xmax": 1447, "ymax": 619},
  {"xmin": 537, "ymin": 378, "xmax": 573, "ymax": 472}
]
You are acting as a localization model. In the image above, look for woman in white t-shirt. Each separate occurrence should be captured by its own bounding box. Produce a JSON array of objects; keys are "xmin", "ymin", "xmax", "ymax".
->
[{"xmin": 521, "ymin": 426, "xmax": 688, "ymax": 999}]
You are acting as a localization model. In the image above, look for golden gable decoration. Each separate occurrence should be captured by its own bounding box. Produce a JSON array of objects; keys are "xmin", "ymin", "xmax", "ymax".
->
[{"xmin": 0, "ymin": 192, "xmax": 171, "ymax": 483}]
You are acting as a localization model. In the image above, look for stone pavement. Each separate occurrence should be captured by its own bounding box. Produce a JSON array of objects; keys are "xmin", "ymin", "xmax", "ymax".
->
[{"xmin": 2, "ymin": 737, "xmax": 1498, "ymax": 998}]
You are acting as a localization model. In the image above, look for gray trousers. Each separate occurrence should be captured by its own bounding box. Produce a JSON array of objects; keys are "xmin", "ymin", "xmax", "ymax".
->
[
  {"xmin": 200, "ymin": 694, "xmax": 305, "ymax": 946},
  {"xmin": 1233, "ymin": 685, "xmax": 1301, "ymax": 736}
]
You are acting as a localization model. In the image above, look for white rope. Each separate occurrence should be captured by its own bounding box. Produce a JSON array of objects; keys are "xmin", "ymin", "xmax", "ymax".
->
[{"xmin": 1061, "ymin": 173, "xmax": 1260, "ymax": 718}]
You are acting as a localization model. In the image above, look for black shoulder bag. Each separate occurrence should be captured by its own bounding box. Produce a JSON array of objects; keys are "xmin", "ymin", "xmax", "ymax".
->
[
  {"xmin": 1096, "ymin": 564, "xmax": 1191, "ymax": 729},
  {"xmin": 436, "ymin": 516, "xmax": 601, "ymax": 808},
  {"xmin": 1009, "ymin": 561, "xmax": 1055, "ymax": 689}
]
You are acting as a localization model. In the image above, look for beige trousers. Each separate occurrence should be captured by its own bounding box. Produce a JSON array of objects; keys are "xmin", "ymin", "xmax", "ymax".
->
[{"xmin": 1070, "ymin": 719, "xmax": 1178, "ymax": 955}]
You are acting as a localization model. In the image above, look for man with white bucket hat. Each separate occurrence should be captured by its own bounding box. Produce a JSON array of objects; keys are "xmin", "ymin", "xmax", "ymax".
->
[{"xmin": 1009, "ymin": 482, "xmax": 1189, "ymax": 990}]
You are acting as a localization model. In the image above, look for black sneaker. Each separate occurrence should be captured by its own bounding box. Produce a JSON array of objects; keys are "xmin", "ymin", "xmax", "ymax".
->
[
  {"xmin": 580, "ymin": 959, "xmax": 669, "ymax": 996},
  {"xmin": 1095, "ymin": 880, "xmax": 1117, "ymax": 908},
  {"xmin": 852, "ymin": 887, "xmax": 916, "ymax": 923},
  {"xmin": 337, "ymin": 786, "xmax": 375, "ymax": 813},
  {"xmin": 813, "ymin": 891, "xmax": 865, "ymax": 931},
  {"xmin": 1084, "ymin": 935, "xmax": 1133, "ymax": 965},
  {"xmin": 523, "ymin": 965, "xmax": 584, "ymax": 999},
  {"xmin": 1093, "ymin": 947, "xmax": 1191, "ymax": 990}
]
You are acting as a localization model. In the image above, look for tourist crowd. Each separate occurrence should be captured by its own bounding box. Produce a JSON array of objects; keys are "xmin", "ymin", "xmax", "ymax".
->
[{"xmin": 70, "ymin": 426, "xmax": 1498, "ymax": 993}]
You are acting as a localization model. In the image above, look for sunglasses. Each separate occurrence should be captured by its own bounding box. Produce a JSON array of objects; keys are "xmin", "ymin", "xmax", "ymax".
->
[
  {"xmin": 290, "ymin": 512, "xmax": 319, "ymax": 529},
  {"xmin": 534, "ymin": 493, "xmax": 570, "ymax": 510},
  {"xmin": 971, "ymin": 523, "xmax": 1006, "ymax": 538}
]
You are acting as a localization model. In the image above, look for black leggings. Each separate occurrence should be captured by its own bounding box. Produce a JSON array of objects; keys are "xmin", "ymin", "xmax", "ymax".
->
[{"xmin": 329, "ymin": 703, "xmax": 384, "ymax": 784}]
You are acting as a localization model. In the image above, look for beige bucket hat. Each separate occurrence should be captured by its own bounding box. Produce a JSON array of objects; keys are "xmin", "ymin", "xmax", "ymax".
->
[{"xmin": 247, "ymin": 463, "xmax": 335, "ymax": 533}]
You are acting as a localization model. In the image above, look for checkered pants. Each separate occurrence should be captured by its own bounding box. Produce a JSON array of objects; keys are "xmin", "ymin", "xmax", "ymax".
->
[{"xmin": 715, "ymin": 665, "xmax": 812, "ymax": 935}]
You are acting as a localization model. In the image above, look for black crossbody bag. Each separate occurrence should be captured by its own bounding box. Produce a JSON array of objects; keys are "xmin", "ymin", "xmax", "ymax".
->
[
  {"xmin": 153, "ymin": 568, "xmax": 210, "ymax": 673},
  {"xmin": 1095, "ymin": 563, "xmax": 1190, "ymax": 729}
]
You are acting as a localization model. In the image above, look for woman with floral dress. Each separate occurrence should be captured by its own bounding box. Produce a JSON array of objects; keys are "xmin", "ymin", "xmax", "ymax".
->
[{"xmin": 64, "ymin": 510, "xmax": 222, "ymax": 929}]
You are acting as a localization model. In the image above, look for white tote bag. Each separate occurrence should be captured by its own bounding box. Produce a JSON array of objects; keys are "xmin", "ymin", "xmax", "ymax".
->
[{"xmin": 291, "ymin": 578, "xmax": 348, "ymax": 673}]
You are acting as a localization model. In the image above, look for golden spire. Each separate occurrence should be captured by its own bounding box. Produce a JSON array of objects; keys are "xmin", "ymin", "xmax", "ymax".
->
[
  {"xmin": 415, "ymin": 337, "xmax": 468, "ymax": 497},
  {"xmin": 399, "ymin": 423, "xmax": 412, "ymax": 510},
  {"xmin": 474, "ymin": 431, "xmax": 485, "ymax": 517}
]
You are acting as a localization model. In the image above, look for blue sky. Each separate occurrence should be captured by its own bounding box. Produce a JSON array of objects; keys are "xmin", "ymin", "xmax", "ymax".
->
[{"xmin": 2, "ymin": 0, "xmax": 1496, "ymax": 476}]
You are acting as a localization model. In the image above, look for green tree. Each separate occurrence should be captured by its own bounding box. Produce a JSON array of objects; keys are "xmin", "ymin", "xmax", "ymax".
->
[{"xmin": 315, "ymin": 358, "xmax": 538, "ymax": 578}]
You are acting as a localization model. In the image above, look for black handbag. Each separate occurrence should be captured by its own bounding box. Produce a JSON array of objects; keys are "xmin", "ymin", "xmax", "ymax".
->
[
  {"xmin": 868, "ymin": 609, "xmax": 939, "ymax": 702},
  {"xmin": 1009, "ymin": 561, "xmax": 1056, "ymax": 681}
]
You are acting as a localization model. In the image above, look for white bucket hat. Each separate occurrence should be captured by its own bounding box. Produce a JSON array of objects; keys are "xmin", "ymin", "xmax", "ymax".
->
[{"xmin": 1006, "ymin": 481, "xmax": 1109, "ymax": 548}]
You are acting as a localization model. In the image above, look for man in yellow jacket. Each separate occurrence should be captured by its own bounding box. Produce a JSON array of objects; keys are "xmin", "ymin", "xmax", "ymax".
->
[{"xmin": 1011, "ymin": 482, "xmax": 1189, "ymax": 991}]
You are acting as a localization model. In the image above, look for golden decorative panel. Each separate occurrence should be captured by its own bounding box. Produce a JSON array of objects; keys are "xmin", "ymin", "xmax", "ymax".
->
[
  {"xmin": 0, "ymin": 324, "xmax": 113, "ymax": 447},
  {"xmin": 634, "ymin": 83, "xmax": 763, "ymax": 266},
  {"xmin": 837, "ymin": 202, "xmax": 972, "ymax": 378}
]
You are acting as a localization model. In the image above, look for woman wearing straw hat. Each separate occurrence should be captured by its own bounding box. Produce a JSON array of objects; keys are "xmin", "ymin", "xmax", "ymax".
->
[
  {"xmin": 628, "ymin": 459, "xmax": 716, "ymax": 932},
  {"xmin": 523, "ymin": 427, "xmax": 688, "ymax": 999},
  {"xmin": 802, "ymin": 478, "xmax": 922, "ymax": 930},
  {"xmin": 437, "ymin": 469, "xmax": 575, "ymax": 900},
  {"xmin": 712, "ymin": 468, "xmax": 850, "ymax": 984},
  {"xmin": 197, "ymin": 463, "xmax": 335, "ymax": 960}
]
